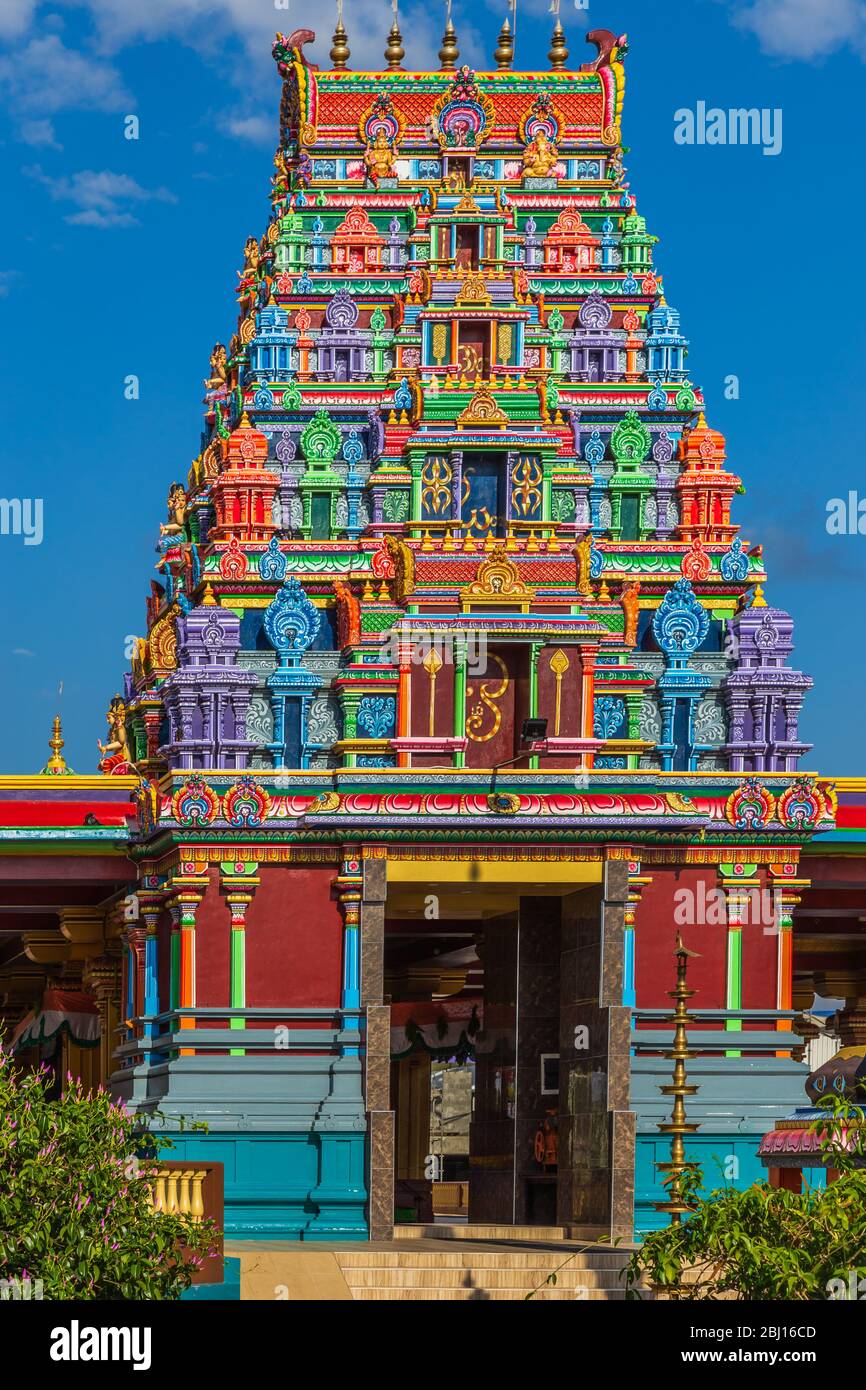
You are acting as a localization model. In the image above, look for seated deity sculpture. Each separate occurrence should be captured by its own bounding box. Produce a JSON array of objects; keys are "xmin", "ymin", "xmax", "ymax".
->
[
  {"xmin": 522, "ymin": 129, "xmax": 559, "ymax": 179},
  {"xmin": 365, "ymin": 130, "xmax": 397, "ymax": 182}
]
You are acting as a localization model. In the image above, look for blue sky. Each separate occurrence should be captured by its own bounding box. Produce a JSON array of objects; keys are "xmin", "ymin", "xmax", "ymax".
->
[{"xmin": 0, "ymin": 0, "xmax": 863, "ymax": 775}]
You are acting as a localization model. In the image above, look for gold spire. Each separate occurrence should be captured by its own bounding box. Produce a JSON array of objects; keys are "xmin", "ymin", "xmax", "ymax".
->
[
  {"xmin": 330, "ymin": 19, "xmax": 350, "ymax": 69},
  {"xmin": 752, "ymin": 583, "xmax": 767, "ymax": 608},
  {"xmin": 494, "ymin": 17, "xmax": 513, "ymax": 69},
  {"xmin": 385, "ymin": 19, "xmax": 405, "ymax": 68},
  {"xmin": 43, "ymin": 715, "xmax": 71, "ymax": 775},
  {"xmin": 439, "ymin": 17, "xmax": 458, "ymax": 70},
  {"xmin": 548, "ymin": 19, "xmax": 568, "ymax": 69}
]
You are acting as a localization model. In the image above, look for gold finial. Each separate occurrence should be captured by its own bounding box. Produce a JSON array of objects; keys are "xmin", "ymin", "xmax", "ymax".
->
[
  {"xmin": 494, "ymin": 17, "xmax": 513, "ymax": 69},
  {"xmin": 202, "ymin": 581, "xmax": 218, "ymax": 607},
  {"xmin": 548, "ymin": 19, "xmax": 568, "ymax": 69},
  {"xmin": 330, "ymin": 18, "xmax": 350, "ymax": 68},
  {"xmin": 439, "ymin": 17, "xmax": 459, "ymax": 70},
  {"xmin": 654, "ymin": 934, "xmax": 701, "ymax": 1225},
  {"xmin": 386, "ymin": 19, "xmax": 405, "ymax": 68},
  {"xmin": 751, "ymin": 583, "xmax": 767, "ymax": 608},
  {"xmin": 43, "ymin": 715, "xmax": 71, "ymax": 775}
]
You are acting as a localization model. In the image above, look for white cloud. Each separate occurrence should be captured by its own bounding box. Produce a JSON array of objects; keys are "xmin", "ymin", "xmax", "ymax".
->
[
  {"xmin": 0, "ymin": 1, "xmax": 488, "ymax": 154},
  {"xmin": 220, "ymin": 111, "xmax": 274, "ymax": 144},
  {"xmin": 0, "ymin": 0, "xmax": 37, "ymax": 40},
  {"xmin": 47, "ymin": 0, "xmax": 482, "ymax": 72},
  {"xmin": 0, "ymin": 33, "xmax": 130, "ymax": 117},
  {"xmin": 19, "ymin": 118, "xmax": 62, "ymax": 148},
  {"xmin": 732, "ymin": 0, "xmax": 866, "ymax": 61},
  {"xmin": 24, "ymin": 165, "xmax": 177, "ymax": 228},
  {"xmin": 0, "ymin": 272, "xmax": 23, "ymax": 297}
]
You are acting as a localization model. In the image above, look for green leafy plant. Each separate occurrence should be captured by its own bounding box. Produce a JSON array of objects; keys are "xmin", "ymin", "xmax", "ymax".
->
[
  {"xmin": 0, "ymin": 1048, "xmax": 218, "ymax": 1300},
  {"xmin": 626, "ymin": 1096, "xmax": 866, "ymax": 1300}
]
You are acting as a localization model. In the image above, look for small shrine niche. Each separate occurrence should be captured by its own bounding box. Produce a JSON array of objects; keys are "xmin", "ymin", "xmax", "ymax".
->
[
  {"xmin": 330, "ymin": 207, "xmax": 385, "ymax": 274},
  {"xmin": 542, "ymin": 210, "xmax": 599, "ymax": 274},
  {"xmin": 317, "ymin": 287, "xmax": 368, "ymax": 382},
  {"xmin": 569, "ymin": 291, "xmax": 623, "ymax": 382}
]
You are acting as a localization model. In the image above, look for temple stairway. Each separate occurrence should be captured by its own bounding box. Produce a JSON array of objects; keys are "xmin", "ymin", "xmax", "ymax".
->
[{"xmin": 229, "ymin": 1231, "xmax": 643, "ymax": 1301}]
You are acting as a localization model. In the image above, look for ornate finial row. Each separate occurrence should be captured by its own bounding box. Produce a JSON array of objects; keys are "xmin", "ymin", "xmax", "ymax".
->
[{"xmin": 323, "ymin": 5, "xmax": 579, "ymax": 72}]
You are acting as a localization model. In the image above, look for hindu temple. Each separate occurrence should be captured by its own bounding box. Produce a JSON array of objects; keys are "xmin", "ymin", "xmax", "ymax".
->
[{"xmin": 2, "ymin": 17, "xmax": 863, "ymax": 1257}]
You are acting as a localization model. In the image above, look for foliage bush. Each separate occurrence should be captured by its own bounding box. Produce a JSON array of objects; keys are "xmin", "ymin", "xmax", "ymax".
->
[
  {"xmin": 0, "ymin": 1048, "xmax": 217, "ymax": 1300},
  {"xmin": 627, "ymin": 1099, "xmax": 866, "ymax": 1300}
]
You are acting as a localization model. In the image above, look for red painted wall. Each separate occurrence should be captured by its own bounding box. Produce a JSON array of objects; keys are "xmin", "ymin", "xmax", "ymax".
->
[
  {"xmin": 635, "ymin": 867, "xmax": 727, "ymax": 1009},
  {"xmin": 195, "ymin": 866, "xmax": 231, "ymax": 1008},
  {"xmin": 244, "ymin": 864, "xmax": 342, "ymax": 1008},
  {"xmin": 740, "ymin": 871, "xmax": 779, "ymax": 1010},
  {"xmin": 635, "ymin": 866, "xmax": 779, "ymax": 1014}
]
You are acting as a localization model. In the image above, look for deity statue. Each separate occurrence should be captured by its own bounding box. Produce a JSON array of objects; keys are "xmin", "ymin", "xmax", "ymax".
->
[
  {"xmin": 203, "ymin": 343, "xmax": 228, "ymax": 402},
  {"xmin": 522, "ymin": 129, "xmax": 559, "ymax": 179},
  {"xmin": 574, "ymin": 536, "xmax": 594, "ymax": 597},
  {"xmin": 271, "ymin": 148, "xmax": 290, "ymax": 207},
  {"xmin": 98, "ymin": 696, "xmax": 132, "ymax": 775},
  {"xmin": 333, "ymin": 579, "xmax": 361, "ymax": 649},
  {"xmin": 160, "ymin": 483, "xmax": 188, "ymax": 540},
  {"xmin": 621, "ymin": 579, "xmax": 641, "ymax": 647},
  {"xmin": 237, "ymin": 235, "xmax": 260, "ymax": 315},
  {"xmin": 384, "ymin": 534, "xmax": 415, "ymax": 602},
  {"xmin": 364, "ymin": 129, "xmax": 397, "ymax": 183}
]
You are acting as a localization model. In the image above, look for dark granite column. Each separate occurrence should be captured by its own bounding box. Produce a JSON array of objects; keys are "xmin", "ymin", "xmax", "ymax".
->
[
  {"xmin": 557, "ymin": 860, "xmax": 635, "ymax": 1240},
  {"xmin": 361, "ymin": 855, "xmax": 393, "ymax": 1240},
  {"xmin": 514, "ymin": 895, "xmax": 561, "ymax": 1225},
  {"xmin": 469, "ymin": 911, "xmax": 518, "ymax": 1223}
]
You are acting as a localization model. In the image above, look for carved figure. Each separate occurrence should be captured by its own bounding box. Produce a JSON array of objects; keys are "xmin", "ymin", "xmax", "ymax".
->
[
  {"xmin": 333, "ymin": 578, "xmax": 361, "ymax": 649},
  {"xmin": 98, "ymin": 696, "xmax": 132, "ymax": 774},
  {"xmin": 621, "ymin": 579, "xmax": 641, "ymax": 646},
  {"xmin": 365, "ymin": 129, "xmax": 397, "ymax": 182},
  {"xmin": 522, "ymin": 129, "xmax": 559, "ymax": 178},
  {"xmin": 574, "ymin": 536, "xmax": 594, "ymax": 598}
]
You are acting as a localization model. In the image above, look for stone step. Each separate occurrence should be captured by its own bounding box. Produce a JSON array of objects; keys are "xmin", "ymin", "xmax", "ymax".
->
[
  {"xmin": 335, "ymin": 1250, "xmax": 627, "ymax": 1269},
  {"xmin": 395, "ymin": 1224, "xmax": 570, "ymax": 1242},
  {"xmin": 341, "ymin": 1266, "xmax": 628, "ymax": 1290},
  {"xmin": 348, "ymin": 1287, "xmax": 629, "ymax": 1301}
]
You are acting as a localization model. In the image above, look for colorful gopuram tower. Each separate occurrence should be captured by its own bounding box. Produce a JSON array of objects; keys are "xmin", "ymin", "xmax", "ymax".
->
[{"xmin": 102, "ymin": 21, "xmax": 836, "ymax": 1240}]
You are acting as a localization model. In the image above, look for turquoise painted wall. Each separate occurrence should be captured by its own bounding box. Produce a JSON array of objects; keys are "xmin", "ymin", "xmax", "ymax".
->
[
  {"xmin": 635, "ymin": 1133, "xmax": 826, "ymax": 1234},
  {"xmin": 164, "ymin": 1131, "xmax": 368, "ymax": 1241}
]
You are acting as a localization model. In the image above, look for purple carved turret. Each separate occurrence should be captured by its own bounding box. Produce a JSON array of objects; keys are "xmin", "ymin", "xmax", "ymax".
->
[
  {"xmin": 159, "ymin": 608, "xmax": 258, "ymax": 769},
  {"xmin": 722, "ymin": 602, "xmax": 812, "ymax": 773}
]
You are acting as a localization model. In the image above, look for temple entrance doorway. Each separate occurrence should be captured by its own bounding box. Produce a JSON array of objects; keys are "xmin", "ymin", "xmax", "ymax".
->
[{"xmin": 382, "ymin": 860, "xmax": 604, "ymax": 1230}]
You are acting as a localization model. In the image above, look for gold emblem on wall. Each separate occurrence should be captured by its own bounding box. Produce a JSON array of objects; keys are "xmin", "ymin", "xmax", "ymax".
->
[
  {"xmin": 149, "ymin": 606, "xmax": 179, "ymax": 673},
  {"xmin": 461, "ymin": 549, "xmax": 535, "ymax": 610},
  {"xmin": 465, "ymin": 652, "xmax": 509, "ymax": 743},
  {"xmin": 422, "ymin": 646, "xmax": 443, "ymax": 737},
  {"xmin": 497, "ymin": 322, "xmax": 513, "ymax": 363},
  {"xmin": 456, "ymin": 273, "xmax": 491, "ymax": 306},
  {"xmin": 421, "ymin": 457, "xmax": 452, "ymax": 515},
  {"xmin": 510, "ymin": 457, "xmax": 543, "ymax": 518},
  {"xmin": 432, "ymin": 323, "xmax": 449, "ymax": 366},
  {"xmin": 456, "ymin": 389, "xmax": 508, "ymax": 431},
  {"xmin": 549, "ymin": 648, "xmax": 570, "ymax": 736}
]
